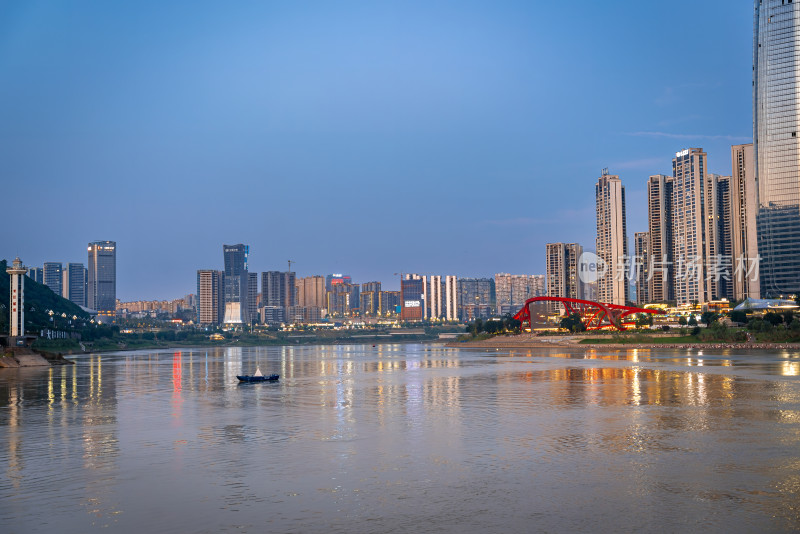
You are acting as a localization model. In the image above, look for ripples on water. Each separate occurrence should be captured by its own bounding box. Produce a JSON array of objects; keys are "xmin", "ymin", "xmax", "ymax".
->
[{"xmin": 1, "ymin": 344, "xmax": 800, "ymax": 533}]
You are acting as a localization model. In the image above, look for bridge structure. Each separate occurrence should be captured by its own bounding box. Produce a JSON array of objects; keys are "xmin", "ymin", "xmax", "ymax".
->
[{"xmin": 513, "ymin": 296, "xmax": 665, "ymax": 332}]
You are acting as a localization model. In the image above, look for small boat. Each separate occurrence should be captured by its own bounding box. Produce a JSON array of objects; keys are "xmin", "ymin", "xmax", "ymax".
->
[{"xmin": 237, "ymin": 367, "xmax": 279, "ymax": 383}]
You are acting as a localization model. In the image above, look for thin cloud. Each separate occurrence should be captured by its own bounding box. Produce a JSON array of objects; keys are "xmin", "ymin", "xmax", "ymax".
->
[{"xmin": 627, "ymin": 131, "xmax": 752, "ymax": 143}]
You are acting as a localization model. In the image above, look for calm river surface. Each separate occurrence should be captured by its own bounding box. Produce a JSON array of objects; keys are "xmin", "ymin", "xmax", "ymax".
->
[{"xmin": 2, "ymin": 344, "xmax": 800, "ymax": 533}]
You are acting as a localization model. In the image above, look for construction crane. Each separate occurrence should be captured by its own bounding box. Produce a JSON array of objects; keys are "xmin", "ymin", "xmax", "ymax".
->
[{"xmin": 288, "ymin": 260, "xmax": 295, "ymax": 273}]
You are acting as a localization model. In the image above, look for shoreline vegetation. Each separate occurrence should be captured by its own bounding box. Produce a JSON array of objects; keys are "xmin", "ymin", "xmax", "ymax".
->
[{"xmin": 23, "ymin": 327, "xmax": 456, "ymax": 356}]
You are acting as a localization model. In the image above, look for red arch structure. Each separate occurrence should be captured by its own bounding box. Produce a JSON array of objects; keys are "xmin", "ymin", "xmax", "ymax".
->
[{"xmin": 513, "ymin": 296, "xmax": 665, "ymax": 331}]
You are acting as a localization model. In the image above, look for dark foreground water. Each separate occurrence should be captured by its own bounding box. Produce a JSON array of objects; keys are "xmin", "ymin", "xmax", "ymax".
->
[{"xmin": 2, "ymin": 344, "xmax": 800, "ymax": 533}]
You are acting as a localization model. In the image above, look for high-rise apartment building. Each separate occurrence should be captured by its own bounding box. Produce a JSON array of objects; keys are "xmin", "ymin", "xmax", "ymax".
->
[
  {"xmin": 197, "ymin": 270, "xmax": 224, "ymax": 325},
  {"xmin": 325, "ymin": 274, "xmax": 352, "ymax": 291},
  {"xmin": 456, "ymin": 278, "xmax": 495, "ymax": 320},
  {"xmin": 88, "ymin": 241, "xmax": 116, "ymax": 318},
  {"xmin": 705, "ymin": 173, "xmax": 733, "ymax": 300},
  {"xmin": 647, "ymin": 175, "xmax": 674, "ymax": 303},
  {"xmin": 262, "ymin": 271, "xmax": 296, "ymax": 309},
  {"xmin": 731, "ymin": 143, "xmax": 760, "ymax": 300},
  {"xmin": 672, "ymin": 148, "xmax": 721, "ymax": 306},
  {"xmin": 754, "ymin": 2, "xmax": 800, "ymax": 296},
  {"xmin": 43, "ymin": 262, "xmax": 63, "ymax": 296},
  {"xmin": 546, "ymin": 243, "xmax": 583, "ymax": 311},
  {"xmin": 247, "ymin": 272, "xmax": 259, "ymax": 324},
  {"xmin": 360, "ymin": 282, "xmax": 382, "ymax": 316},
  {"xmin": 62, "ymin": 263, "xmax": 87, "ymax": 308},
  {"xmin": 595, "ymin": 170, "xmax": 629, "ymax": 306},
  {"xmin": 634, "ymin": 232, "xmax": 650, "ymax": 305},
  {"xmin": 222, "ymin": 244, "xmax": 248, "ymax": 324},
  {"xmin": 297, "ymin": 276, "xmax": 326, "ymax": 308},
  {"xmin": 443, "ymin": 276, "xmax": 458, "ymax": 321},
  {"xmin": 495, "ymin": 273, "xmax": 546, "ymax": 315}
]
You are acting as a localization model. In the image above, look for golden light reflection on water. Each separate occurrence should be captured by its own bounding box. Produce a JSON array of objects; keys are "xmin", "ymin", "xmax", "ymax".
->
[{"xmin": 2, "ymin": 346, "xmax": 800, "ymax": 531}]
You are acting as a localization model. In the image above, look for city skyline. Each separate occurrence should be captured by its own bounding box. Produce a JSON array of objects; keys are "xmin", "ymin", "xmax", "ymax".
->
[{"xmin": 0, "ymin": 1, "xmax": 752, "ymax": 300}]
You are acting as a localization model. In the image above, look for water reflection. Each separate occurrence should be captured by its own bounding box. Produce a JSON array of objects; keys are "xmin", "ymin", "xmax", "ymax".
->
[{"xmin": 1, "ymin": 345, "xmax": 799, "ymax": 532}]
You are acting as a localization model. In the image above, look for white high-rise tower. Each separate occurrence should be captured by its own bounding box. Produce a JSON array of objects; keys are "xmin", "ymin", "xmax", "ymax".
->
[{"xmin": 7, "ymin": 257, "xmax": 27, "ymax": 338}]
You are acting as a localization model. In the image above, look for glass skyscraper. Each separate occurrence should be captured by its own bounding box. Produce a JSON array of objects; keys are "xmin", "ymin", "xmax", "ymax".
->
[
  {"xmin": 754, "ymin": 1, "xmax": 800, "ymax": 296},
  {"xmin": 88, "ymin": 241, "xmax": 116, "ymax": 318},
  {"xmin": 222, "ymin": 244, "xmax": 249, "ymax": 324}
]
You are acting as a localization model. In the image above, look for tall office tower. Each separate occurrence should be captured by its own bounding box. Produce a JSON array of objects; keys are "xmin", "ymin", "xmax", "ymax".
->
[
  {"xmin": 247, "ymin": 272, "xmax": 259, "ymax": 324},
  {"xmin": 595, "ymin": 170, "xmax": 629, "ymax": 306},
  {"xmin": 27, "ymin": 267, "xmax": 43, "ymax": 284},
  {"xmin": 444, "ymin": 275, "xmax": 458, "ymax": 321},
  {"xmin": 43, "ymin": 262, "xmax": 63, "ymax": 296},
  {"xmin": 62, "ymin": 263, "xmax": 87, "ymax": 307},
  {"xmin": 754, "ymin": 1, "xmax": 800, "ymax": 296},
  {"xmin": 731, "ymin": 143, "xmax": 761, "ymax": 300},
  {"xmin": 672, "ymin": 148, "xmax": 716, "ymax": 306},
  {"xmin": 634, "ymin": 232, "xmax": 650, "ymax": 305},
  {"xmin": 88, "ymin": 241, "xmax": 117, "ymax": 318},
  {"xmin": 222, "ymin": 244, "xmax": 248, "ymax": 324},
  {"xmin": 325, "ymin": 274, "xmax": 352, "ymax": 291},
  {"xmin": 546, "ymin": 243, "xmax": 584, "ymax": 312},
  {"xmin": 456, "ymin": 278, "xmax": 495, "ymax": 320},
  {"xmin": 262, "ymin": 271, "xmax": 296, "ymax": 308},
  {"xmin": 297, "ymin": 275, "xmax": 326, "ymax": 308},
  {"xmin": 197, "ymin": 270, "xmax": 224, "ymax": 325},
  {"xmin": 400, "ymin": 274, "xmax": 425, "ymax": 321},
  {"xmin": 705, "ymin": 173, "xmax": 733, "ymax": 300},
  {"xmin": 647, "ymin": 174, "xmax": 674, "ymax": 303}
]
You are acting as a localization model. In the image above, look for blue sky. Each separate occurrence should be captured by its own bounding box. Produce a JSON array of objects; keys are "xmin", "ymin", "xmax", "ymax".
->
[{"xmin": 0, "ymin": 1, "xmax": 753, "ymax": 299}]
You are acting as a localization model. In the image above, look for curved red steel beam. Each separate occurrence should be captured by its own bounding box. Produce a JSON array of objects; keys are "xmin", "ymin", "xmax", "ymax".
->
[{"xmin": 514, "ymin": 296, "xmax": 665, "ymax": 332}]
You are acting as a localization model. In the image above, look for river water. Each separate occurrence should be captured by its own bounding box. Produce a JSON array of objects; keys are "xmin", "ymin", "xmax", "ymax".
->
[{"xmin": 1, "ymin": 344, "xmax": 800, "ymax": 533}]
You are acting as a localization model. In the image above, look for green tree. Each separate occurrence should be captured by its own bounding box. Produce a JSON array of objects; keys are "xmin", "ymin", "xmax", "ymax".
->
[
  {"xmin": 688, "ymin": 316, "xmax": 698, "ymax": 326},
  {"xmin": 700, "ymin": 311, "xmax": 719, "ymax": 327},
  {"xmin": 560, "ymin": 313, "xmax": 586, "ymax": 333},
  {"xmin": 729, "ymin": 310, "xmax": 747, "ymax": 324},
  {"xmin": 678, "ymin": 316, "xmax": 688, "ymax": 326},
  {"xmin": 764, "ymin": 312, "xmax": 784, "ymax": 326}
]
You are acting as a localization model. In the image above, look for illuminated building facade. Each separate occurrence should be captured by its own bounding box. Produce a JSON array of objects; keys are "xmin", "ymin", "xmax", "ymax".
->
[
  {"xmin": 88, "ymin": 240, "xmax": 116, "ymax": 318},
  {"xmin": 634, "ymin": 232, "xmax": 650, "ymax": 304},
  {"xmin": 197, "ymin": 269, "xmax": 224, "ymax": 325},
  {"xmin": 647, "ymin": 174, "xmax": 674, "ymax": 302},
  {"xmin": 297, "ymin": 276, "xmax": 326, "ymax": 308},
  {"xmin": 401, "ymin": 274, "xmax": 424, "ymax": 321},
  {"xmin": 223, "ymin": 243, "xmax": 248, "ymax": 324},
  {"xmin": 731, "ymin": 143, "xmax": 760, "ymax": 300},
  {"xmin": 595, "ymin": 170, "xmax": 629, "ymax": 306},
  {"xmin": 546, "ymin": 242, "xmax": 583, "ymax": 312},
  {"xmin": 7, "ymin": 258, "xmax": 27, "ymax": 338},
  {"xmin": 754, "ymin": 1, "xmax": 800, "ymax": 296}
]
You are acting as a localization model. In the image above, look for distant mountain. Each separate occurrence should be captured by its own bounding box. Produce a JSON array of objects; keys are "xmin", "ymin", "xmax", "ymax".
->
[{"xmin": 0, "ymin": 259, "xmax": 90, "ymax": 335}]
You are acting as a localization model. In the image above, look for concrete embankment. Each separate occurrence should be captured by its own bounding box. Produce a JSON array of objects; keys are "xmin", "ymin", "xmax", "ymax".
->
[
  {"xmin": 0, "ymin": 348, "xmax": 74, "ymax": 368},
  {"xmin": 448, "ymin": 334, "xmax": 800, "ymax": 351}
]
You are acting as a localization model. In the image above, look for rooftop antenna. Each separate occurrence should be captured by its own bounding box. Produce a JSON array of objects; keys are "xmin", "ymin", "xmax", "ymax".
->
[{"xmin": 601, "ymin": 168, "xmax": 609, "ymax": 176}]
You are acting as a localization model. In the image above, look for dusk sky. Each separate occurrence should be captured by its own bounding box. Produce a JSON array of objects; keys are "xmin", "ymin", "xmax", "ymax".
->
[{"xmin": 0, "ymin": 1, "xmax": 753, "ymax": 300}]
